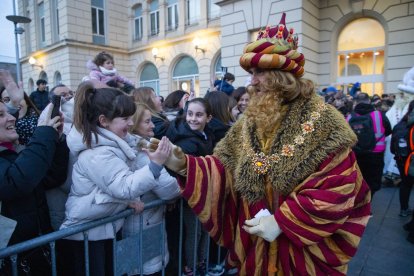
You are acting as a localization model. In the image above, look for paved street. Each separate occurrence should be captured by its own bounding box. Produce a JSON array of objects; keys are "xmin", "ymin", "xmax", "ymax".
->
[{"xmin": 348, "ymin": 186, "xmax": 414, "ymax": 275}]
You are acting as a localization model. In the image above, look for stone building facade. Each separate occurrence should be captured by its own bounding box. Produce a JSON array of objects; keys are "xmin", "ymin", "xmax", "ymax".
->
[{"xmin": 18, "ymin": 0, "xmax": 414, "ymax": 96}]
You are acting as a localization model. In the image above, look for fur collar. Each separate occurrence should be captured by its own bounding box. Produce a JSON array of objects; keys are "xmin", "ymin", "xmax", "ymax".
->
[{"xmin": 214, "ymin": 94, "xmax": 356, "ymax": 203}]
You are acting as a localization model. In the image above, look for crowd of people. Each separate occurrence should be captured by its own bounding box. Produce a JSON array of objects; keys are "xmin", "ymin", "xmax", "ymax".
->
[{"xmin": 0, "ymin": 12, "xmax": 413, "ymax": 276}]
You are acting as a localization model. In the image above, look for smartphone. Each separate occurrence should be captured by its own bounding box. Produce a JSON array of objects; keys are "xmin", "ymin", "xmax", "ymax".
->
[{"xmin": 51, "ymin": 95, "xmax": 61, "ymax": 118}]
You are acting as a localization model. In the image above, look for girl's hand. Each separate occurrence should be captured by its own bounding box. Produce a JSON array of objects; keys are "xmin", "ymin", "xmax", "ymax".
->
[
  {"xmin": 128, "ymin": 201, "xmax": 144, "ymax": 214},
  {"xmin": 143, "ymin": 136, "xmax": 172, "ymax": 165}
]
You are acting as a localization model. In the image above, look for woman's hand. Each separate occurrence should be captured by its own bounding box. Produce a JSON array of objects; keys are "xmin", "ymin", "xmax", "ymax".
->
[
  {"xmin": 37, "ymin": 103, "xmax": 62, "ymax": 132},
  {"xmin": 0, "ymin": 69, "xmax": 24, "ymax": 107},
  {"xmin": 143, "ymin": 136, "xmax": 172, "ymax": 166}
]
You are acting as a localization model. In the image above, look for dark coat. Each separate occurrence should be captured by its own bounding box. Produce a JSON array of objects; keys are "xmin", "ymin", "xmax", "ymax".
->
[
  {"xmin": 214, "ymin": 80, "xmax": 234, "ymax": 96},
  {"xmin": 166, "ymin": 119, "xmax": 214, "ymax": 157},
  {"xmin": 353, "ymin": 103, "xmax": 392, "ymax": 136},
  {"xmin": 29, "ymin": 89, "xmax": 49, "ymax": 111},
  {"xmin": 152, "ymin": 113, "xmax": 170, "ymax": 140},
  {"xmin": 0, "ymin": 127, "xmax": 69, "ymax": 245},
  {"xmin": 208, "ymin": 117, "xmax": 230, "ymax": 147}
]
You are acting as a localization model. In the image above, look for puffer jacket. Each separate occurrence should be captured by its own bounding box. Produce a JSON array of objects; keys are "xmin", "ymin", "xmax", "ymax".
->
[
  {"xmin": 166, "ymin": 119, "xmax": 214, "ymax": 157},
  {"xmin": 61, "ymin": 127, "xmax": 164, "ymax": 240},
  {"xmin": 123, "ymin": 135, "xmax": 180, "ymax": 275},
  {"xmin": 86, "ymin": 60, "xmax": 133, "ymax": 86}
]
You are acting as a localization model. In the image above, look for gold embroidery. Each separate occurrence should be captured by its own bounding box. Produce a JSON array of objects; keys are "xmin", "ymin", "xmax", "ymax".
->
[{"xmin": 243, "ymin": 103, "xmax": 327, "ymax": 175}]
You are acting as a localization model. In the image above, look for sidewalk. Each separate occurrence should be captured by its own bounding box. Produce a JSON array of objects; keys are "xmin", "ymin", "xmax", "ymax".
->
[{"xmin": 348, "ymin": 186, "xmax": 414, "ymax": 275}]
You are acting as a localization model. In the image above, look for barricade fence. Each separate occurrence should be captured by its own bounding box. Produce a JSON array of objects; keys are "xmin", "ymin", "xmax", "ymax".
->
[{"xmin": 0, "ymin": 199, "xmax": 226, "ymax": 276}]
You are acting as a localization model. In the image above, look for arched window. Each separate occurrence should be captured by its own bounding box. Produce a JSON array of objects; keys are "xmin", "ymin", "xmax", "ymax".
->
[
  {"xmin": 28, "ymin": 78, "xmax": 34, "ymax": 93},
  {"xmin": 173, "ymin": 56, "xmax": 199, "ymax": 96},
  {"xmin": 337, "ymin": 18, "xmax": 385, "ymax": 95},
  {"xmin": 39, "ymin": 71, "xmax": 48, "ymax": 85},
  {"xmin": 214, "ymin": 54, "xmax": 223, "ymax": 80},
  {"xmin": 139, "ymin": 63, "xmax": 160, "ymax": 94},
  {"xmin": 54, "ymin": 71, "xmax": 62, "ymax": 86}
]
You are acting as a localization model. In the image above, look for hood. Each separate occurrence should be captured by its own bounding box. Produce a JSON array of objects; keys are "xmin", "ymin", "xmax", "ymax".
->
[
  {"xmin": 354, "ymin": 103, "xmax": 375, "ymax": 115},
  {"xmin": 67, "ymin": 127, "xmax": 136, "ymax": 160},
  {"xmin": 86, "ymin": 60, "xmax": 99, "ymax": 71}
]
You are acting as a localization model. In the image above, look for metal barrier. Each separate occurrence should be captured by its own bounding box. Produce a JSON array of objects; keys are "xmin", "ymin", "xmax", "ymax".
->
[{"xmin": 0, "ymin": 198, "xmax": 225, "ymax": 276}]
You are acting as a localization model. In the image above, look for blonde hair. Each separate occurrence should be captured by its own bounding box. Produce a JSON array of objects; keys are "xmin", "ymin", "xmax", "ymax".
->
[
  {"xmin": 132, "ymin": 87, "xmax": 167, "ymax": 122},
  {"xmin": 129, "ymin": 103, "xmax": 151, "ymax": 135}
]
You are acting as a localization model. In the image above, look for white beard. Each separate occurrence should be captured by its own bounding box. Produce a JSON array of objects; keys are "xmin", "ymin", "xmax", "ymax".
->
[{"xmin": 386, "ymin": 92, "xmax": 414, "ymax": 127}]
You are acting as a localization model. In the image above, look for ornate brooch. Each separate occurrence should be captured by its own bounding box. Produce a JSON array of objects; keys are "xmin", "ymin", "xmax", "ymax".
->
[{"xmin": 243, "ymin": 103, "xmax": 327, "ymax": 175}]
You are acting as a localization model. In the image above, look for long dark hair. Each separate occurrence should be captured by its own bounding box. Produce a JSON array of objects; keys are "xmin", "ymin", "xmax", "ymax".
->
[
  {"xmin": 163, "ymin": 90, "xmax": 189, "ymax": 111},
  {"xmin": 204, "ymin": 91, "xmax": 232, "ymax": 124},
  {"xmin": 73, "ymin": 81, "xmax": 136, "ymax": 148}
]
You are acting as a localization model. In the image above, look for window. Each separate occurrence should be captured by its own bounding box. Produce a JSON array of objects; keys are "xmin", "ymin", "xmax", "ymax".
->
[
  {"xmin": 214, "ymin": 55, "xmax": 223, "ymax": 80},
  {"xmin": 173, "ymin": 56, "xmax": 200, "ymax": 96},
  {"xmin": 337, "ymin": 18, "xmax": 385, "ymax": 95},
  {"xmin": 38, "ymin": 2, "xmax": 46, "ymax": 46},
  {"xmin": 186, "ymin": 0, "xmax": 200, "ymax": 26},
  {"xmin": 167, "ymin": 0, "xmax": 178, "ymax": 31},
  {"xmin": 54, "ymin": 71, "xmax": 62, "ymax": 86},
  {"xmin": 149, "ymin": 0, "xmax": 160, "ymax": 36},
  {"xmin": 133, "ymin": 5, "xmax": 143, "ymax": 40},
  {"xmin": 50, "ymin": 0, "xmax": 59, "ymax": 42},
  {"xmin": 208, "ymin": 0, "xmax": 220, "ymax": 20},
  {"xmin": 140, "ymin": 63, "xmax": 160, "ymax": 95},
  {"xmin": 91, "ymin": 0, "xmax": 105, "ymax": 44},
  {"xmin": 28, "ymin": 78, "xmax": 34, "ymax": 93}
]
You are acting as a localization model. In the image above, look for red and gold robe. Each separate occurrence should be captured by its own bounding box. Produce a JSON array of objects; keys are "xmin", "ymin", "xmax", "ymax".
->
[{"xmin": 178, "ymin": 95, "xmax": 371, "ymax": 275}]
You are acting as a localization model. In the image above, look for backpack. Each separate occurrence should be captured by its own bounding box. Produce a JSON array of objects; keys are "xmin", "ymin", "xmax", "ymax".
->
[
  {"xmin": 348, "ymin": 112, "xmax": 376, "ymax": 153},
  {"xmin": 391, "ymin": 120, "xmax": 410, "ymax": 159},
  {"xmin": 404, "ymin": 126, "xmax": 414, "ymax": 177}
]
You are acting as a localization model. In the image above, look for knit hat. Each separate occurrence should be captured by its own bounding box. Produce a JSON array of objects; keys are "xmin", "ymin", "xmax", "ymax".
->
[
  {"xmin": 239, "ymin": 13, "xmax": 305, "ymax": 77},
  {"xmin": 398, "ymin": 66, "xmax": 414, "ymax": 94}
]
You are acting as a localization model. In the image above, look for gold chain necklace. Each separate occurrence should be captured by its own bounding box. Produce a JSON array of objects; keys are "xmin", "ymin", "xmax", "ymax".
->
[{"xmin": 242, "ymin": 102, "xmax": 327, "ymax": 175}]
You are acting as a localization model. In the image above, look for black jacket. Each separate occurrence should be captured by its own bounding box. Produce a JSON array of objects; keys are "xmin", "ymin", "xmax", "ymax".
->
[
  {"xmin": 0, "ymin": 127, "xmax": 69, "ymax": 245},
  {"xmin": 166, "ymin": 119, "xmax": 214, "ymax": 157},
  {"xmin": 207, "ymin": 117, "xmax": 230, "ymax": 147},
  {"xmin": 353, "ymin": 103, "xmax": 392, "ymax": 137},
  {"xmin": 29, "ymin": 89, "xmax": 49, "ymax": 111}
]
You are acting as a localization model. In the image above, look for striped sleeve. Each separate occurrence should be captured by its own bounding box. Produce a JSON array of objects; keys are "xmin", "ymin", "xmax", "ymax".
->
[
  {"xmin": 178, "ymin": 155, "xmax": 238, "ymax": 247},
  {"xmin": 276, "ymin": 149, "xmax": 371, "ymax": 274}
]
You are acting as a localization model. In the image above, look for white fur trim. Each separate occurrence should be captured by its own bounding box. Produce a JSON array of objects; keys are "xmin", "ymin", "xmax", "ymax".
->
[{"xmin": 398, "ymin": 66, "xmax": 414, "ymax": 94}]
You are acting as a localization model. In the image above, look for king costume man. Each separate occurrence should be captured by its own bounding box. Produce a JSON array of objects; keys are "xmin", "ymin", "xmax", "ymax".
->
[{"xmin": 161, "ymin": 13, "xmax": 371, "ymax": 276}]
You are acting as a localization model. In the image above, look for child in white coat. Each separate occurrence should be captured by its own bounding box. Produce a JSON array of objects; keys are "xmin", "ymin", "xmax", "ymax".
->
[
  {"xmin": 123, "ymin": 103, "xmax": 180, "ymax": 276},
  {"xmin": 61, "ymin": 82, "xmax": 172, "ymax": 276}
]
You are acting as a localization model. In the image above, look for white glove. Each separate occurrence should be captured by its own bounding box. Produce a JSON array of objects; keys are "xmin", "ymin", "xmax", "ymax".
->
[{"xmin": 243, "ymin": 215, "xmax": 282, "ymax": 242}]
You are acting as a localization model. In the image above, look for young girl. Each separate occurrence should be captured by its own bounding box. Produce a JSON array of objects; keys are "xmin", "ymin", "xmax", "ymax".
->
[
  {"xmin": 133, "ymin": 87, "xmax": 170, "ymax": 139},
  {"xmin": 87, "ymin": 51, "xmax": 135, "ymax": 93},
  {"xmin": 166, "ymin": 98, "xmax": 214, "ymax": 275},
  {"xmin": 204, "ymin": 91, "xmax": 233, "ymax": 147},
  {"xmin": 61, "ymin": 82, "xmax": 172, "ymax": 275},
  {"xmin": 123, "ymin": 103, "xmax": 180, "ymax": 276}
]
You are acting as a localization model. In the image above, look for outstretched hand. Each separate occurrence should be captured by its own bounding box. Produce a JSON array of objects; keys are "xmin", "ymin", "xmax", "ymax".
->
[
  {"xmin": 142, "ymin": 136, "xmax": 172, "ymax": 166},
  {"xmin": 0, "ymin": 69, "xmax": 24, "ymax": 107}
]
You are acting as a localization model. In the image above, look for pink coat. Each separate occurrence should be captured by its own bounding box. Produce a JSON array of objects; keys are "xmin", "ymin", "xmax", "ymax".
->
[{"xmin": 86, "ymin": 60, "xmax": 133, "ymax": 86}]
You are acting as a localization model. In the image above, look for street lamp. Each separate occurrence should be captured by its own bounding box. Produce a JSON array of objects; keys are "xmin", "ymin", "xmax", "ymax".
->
[{"xmin": 6, "ymin": 15, "xmax": 31, "ymax": 83}]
